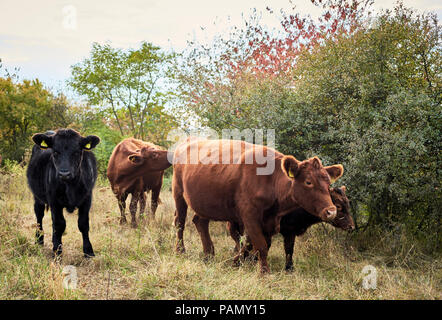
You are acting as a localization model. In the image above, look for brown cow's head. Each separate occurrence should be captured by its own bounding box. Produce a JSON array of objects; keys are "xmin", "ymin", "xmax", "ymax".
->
[
  {"xmin": 127, "ymin": 147, "xmax": 172, "ymax": 171},
  {"xmin": 328, "ymin": 186, "xmax": 355, "ymax": 231},
  {"xmin": 282, "ymin": 156, "xmax": 343, "ymax": 221}
]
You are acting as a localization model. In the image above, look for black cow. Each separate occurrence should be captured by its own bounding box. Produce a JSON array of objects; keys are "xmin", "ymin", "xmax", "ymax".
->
[
  {"xmin": 26, "ymin": 129, "xmax": 100, "ymax": 257},
  {"xmin": 227, "ymin": 186, "xmax": 354, "ymax": 270}
]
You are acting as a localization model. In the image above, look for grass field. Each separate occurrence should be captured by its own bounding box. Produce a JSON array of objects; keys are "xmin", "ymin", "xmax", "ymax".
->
[{"xmin": 0, "ymin": 167, "xmax": 440, "ymax": 300}]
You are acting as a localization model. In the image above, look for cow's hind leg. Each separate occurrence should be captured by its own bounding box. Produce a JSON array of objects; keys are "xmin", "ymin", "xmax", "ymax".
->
[
  {"xmin": 227, "ymin": 221, "xmax": 242, "ymax": 253},
  {"xmin": 78, "ymin": 195, "xmax": 94, "ymax": 258},
  {"xmin": 34, "ymin": 200, "xmax": 45, "ymax": 245},
  {"xmin": 118, "ymin": 193, "xmax": 128, "ymax": 225},
  {"xmin": 50, "ymin": 204, "xmax": 66, "ymax": 256},
  {"xmin": 129, "ymin": 193, "xmax": 139, "ymax": 228},
  {"xmin": 192, "ymin": 215, "xmax": 214, "ymax": 257},
  {"xmin": 173, "ymin": 194, "xmax": 188, "ymax": 254}
]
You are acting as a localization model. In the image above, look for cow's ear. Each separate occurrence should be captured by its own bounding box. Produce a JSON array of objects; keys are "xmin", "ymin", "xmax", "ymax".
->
[
  {"xmin": 32, "ymin": 133, "xmax": 53, "ymax": 149},
  {"xmin": 81, "ymin": 135, "xmax": 100, "ymax": 151},
  {"xmin": 128, "ymin": 154, "xmax": 144, "ymax": 164},
  {"xmin": 281, "ymin": 156, "xmax": 299, "ymax": 180},
  {"xmin": 325, "ymin": 164, "xmax": 344, "ymax": 183}
]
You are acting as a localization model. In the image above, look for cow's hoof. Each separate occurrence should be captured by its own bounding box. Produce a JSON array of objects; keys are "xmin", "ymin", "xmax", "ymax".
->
[
  {"xmin": 244, "ymin": 254, "xmax": 258, "ymax": 264},
  {"xmin": 232, "ymin": 257, "xmax": 242, "ymax": 267},
  {"xmin": 175, "ymin": 247, "xmax": 185, "ymax": 254},
  {"xmin": 285, "ymin": 265, "xmax": 294, "ymax": 272},
  {"xmin": 84, "ymin": 252, "xmax": 95, "ymax": 258},
  {"xmin": 131, "ymin": 221, "xmax": 137, "ymax": 228},
  {"xmin": 53, "ymin": 250, "xmax": 63, "ymax": 259},
  {"xmin": 120, "ymin": 217, "xmax": 127, "ymax": 225},
  {"xmin": 83, "ymin": 244, "xmax": 95, "ymax": 258},
  {"xmin": 35, "ymin": 231, "xmax": 44, "ymax": 245},
  {"xmin": 259, "ymin": 267, "xmax": 270, "ymax": 275},
  {"xmin": 202, "ymin": 253, "xmax": 214, "ymax": 262}
]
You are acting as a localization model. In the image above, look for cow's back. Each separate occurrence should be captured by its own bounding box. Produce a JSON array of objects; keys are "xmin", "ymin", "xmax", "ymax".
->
[{"xmin": 173, "ymin": 139, "xmax": 282, "ymax": 222}]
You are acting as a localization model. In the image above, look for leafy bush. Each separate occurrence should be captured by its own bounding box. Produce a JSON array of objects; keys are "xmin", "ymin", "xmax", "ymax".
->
[
  {"xmin": 0, "ymin": 159, "xmax": 22, "ymax": 174},
  {"xmin": 176, "ymin": 1, "xmax": 441, "ymax": 250}
]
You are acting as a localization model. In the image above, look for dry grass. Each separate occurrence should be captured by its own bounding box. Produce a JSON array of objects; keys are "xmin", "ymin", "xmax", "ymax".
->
[{"xmin": 0, "ymin": 167, "xmax": 440, "ymax": 300}]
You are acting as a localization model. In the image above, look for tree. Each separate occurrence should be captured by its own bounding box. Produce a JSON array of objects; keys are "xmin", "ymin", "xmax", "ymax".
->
[
  {"xmin": 175, "ymin": 0, "xmax": 372, "ymax": 130},
  {"xmin": 69, "ymin": 42, "xmax": 177, "ymax": 140},
  {"xmin": 0, "ymin": 76, "xmax": 72, "ymax": 161}
]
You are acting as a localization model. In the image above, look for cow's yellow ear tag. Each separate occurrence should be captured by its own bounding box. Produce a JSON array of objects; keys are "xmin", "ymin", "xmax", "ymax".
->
[
  {"xmin": 41, "ymin": 140, "xmax": 48, "ymax": 148},
  {"xmin": 288, "ymin": 169, "xmax": 295, "ymax": 178},
  {"xmin": 85, "ymin": 143, "xmax": 91, "ymax": 149}
]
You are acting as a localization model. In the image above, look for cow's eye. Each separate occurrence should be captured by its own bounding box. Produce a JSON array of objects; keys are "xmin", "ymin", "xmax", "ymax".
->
[
  {"xmin": 305, "ymin": 180, "xmax": 312, "ymax": 186},
  {"xmin": 336, "ymin": 205, "xmax": 342, "ymax": 210}
]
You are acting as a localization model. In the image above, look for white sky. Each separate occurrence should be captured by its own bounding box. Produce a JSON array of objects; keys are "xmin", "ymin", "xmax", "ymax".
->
[{"xmin": 0, "ymin": 0, "xmax": 440, "ymax": 92}]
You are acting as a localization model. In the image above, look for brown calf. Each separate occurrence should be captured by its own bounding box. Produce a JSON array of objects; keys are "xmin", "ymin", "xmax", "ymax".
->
[
  {"xmin": 107, "ymin": 138, "xmax": 171, "ymax": 227},
  {"xmin": 172, "ymin": 139, "xmax": 343, "ymax": 273}
]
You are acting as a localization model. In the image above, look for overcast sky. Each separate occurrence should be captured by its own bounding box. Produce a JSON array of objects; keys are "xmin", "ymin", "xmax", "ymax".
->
[{"xmin": 0, "ymin": 0, "xmax": 440, "ymax": 92}]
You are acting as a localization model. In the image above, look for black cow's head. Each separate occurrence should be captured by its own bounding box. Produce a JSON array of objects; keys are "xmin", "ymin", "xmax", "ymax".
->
[
  {"xmin": 328, "ymin": 186, "xmax": 355, "ymax": 231},
  {"xmin": 32, "ymin": 129, "xmax": 100, "ymax": 182}
]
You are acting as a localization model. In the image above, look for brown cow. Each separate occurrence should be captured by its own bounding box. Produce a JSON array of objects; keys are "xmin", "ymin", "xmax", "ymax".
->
[
  {"xmin": 227, "ymin": 186, "xmax": 354, "ymax": 271},
  {"xmin": 172, "ymin": 139, "xmax": 343, "ymax": 273},
  {"xmin": 107, "ymin": 138, "xmax": 171, "ymax": 227}
]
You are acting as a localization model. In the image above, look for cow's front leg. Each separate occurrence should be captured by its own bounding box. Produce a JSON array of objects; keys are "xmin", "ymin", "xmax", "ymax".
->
[
  {"xmin": 139, "ymin": 191, "xmax": 146, "ymax": 220},
  {"xmin": 34, "ymin": 200, "xmax": 45, "ymax": 245},
  {"xmin": 238, "ymin": 207, "xmax": 270, "ymax": 274},
  {"xmin": 129, "ymin": 193, "xmax": 139, "ymax": 228},
  {"xmin": 283, "ymin": 233, "xmax": 296, "ymax": 271},
  {"xmin": 50, "ymin": 204, "xmax": 66, "ymax": 256},
  {"xmin": 151, "ymin": 187, "xmax": 161, "ymax": 218},
  {"xmin": 117, "ymin": 193, "xmax": 128, "ymax": 224},
  {"xmin": 78, "ymin": 196, "xmax": 94, "ymax": 257}
]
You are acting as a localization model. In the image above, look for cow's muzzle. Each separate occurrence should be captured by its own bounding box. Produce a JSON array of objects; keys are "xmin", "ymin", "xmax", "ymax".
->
[
  {"xmin": 321, "ymin": 206, "xmax": 337, "ymax": 221},
  {"xmin": 58, "ymin": 169, "xmax": 73, "ymax": 181}
]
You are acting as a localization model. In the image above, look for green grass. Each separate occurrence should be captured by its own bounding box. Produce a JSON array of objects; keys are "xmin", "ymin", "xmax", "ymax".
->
[{"xmin": 0, "ymin": 167, "xmax": 440, "ymax": 299}]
